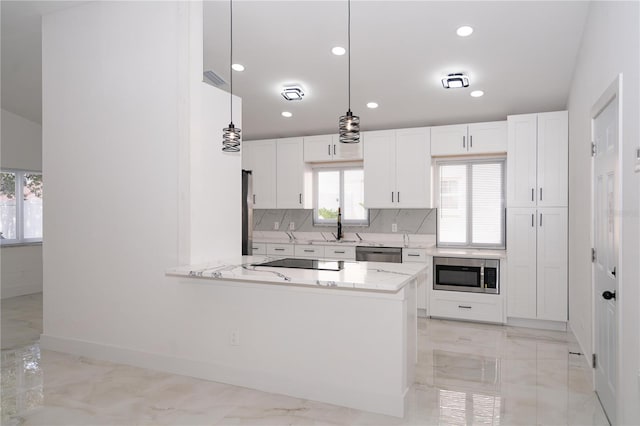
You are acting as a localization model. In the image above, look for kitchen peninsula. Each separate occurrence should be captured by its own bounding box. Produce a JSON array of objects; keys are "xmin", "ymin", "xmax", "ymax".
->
[{"xmin": 167, "ymin": 256, "xmax": 426, "ymax": 417}]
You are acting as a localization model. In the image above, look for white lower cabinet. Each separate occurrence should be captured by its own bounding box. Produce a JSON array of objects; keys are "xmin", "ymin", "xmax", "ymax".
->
[
  {"xmin": 251, "ymin": 243, "xmax": 266, "ymax": 255},
  {"xmin": 266, "ymin": 243, "xmax": 294, "ymax": 256},
  {"xmin": 294, "ymin": 245, "xmax": 325, "ymax": 258},
  {"xmin": 507, "ymin": 207, "xmax": 568, "ymax": 322},
  {"xmin": 323, "ymin": 245, "xmax": 356, "ymax": 260},
  {"xmin": 402, "ymin": 249, "xmax": 430, "ymax": 316},
  {"xmin": 429, "ymin": 290, "xmax": 504, "ymax": 324}
]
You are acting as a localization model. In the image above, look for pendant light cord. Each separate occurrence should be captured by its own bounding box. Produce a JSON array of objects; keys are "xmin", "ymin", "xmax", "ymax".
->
[
  {"xmin": 230, "ymin": 0, "xmax": 233, "ymax": 123},
  {"xmin": 347, "ymin": 0, "xmax": 351, "ymax": 112}
]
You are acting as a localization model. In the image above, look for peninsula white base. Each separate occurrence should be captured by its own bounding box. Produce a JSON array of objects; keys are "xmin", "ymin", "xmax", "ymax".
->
[{"xmin": 42, "ymin": 276, "xmax": 418, "ymax": 417}]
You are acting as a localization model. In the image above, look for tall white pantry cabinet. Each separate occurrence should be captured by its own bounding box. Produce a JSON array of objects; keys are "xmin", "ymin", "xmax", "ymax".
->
[{"xmin": 506, "ymin": 111, "xmax": 569, "ymax": 322}]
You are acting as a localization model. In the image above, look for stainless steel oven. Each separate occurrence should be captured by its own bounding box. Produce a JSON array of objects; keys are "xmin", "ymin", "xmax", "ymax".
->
[{"xmin": 433, "ymin": 257, "xmax": 499, "ymax": 294}]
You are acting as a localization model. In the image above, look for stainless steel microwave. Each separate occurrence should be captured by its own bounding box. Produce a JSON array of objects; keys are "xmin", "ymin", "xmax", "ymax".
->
[{"xmin": 433, "ymin": 257, "xmax": 500, "ymax": 294}]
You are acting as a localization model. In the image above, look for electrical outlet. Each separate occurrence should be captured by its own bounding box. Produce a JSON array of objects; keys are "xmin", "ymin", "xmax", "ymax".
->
[
  {"xmin": 274, "ymin": 221, "xmax": 280, "ymax": 230},
  {"xmin": 289, "ymin": 222, "xmax": 295, "ymax": 230},
  {"xmin": 230, "ymin": 329, "xmax": 240, "ymax": 346},
  {"xmin": 392, "ymin": 223, "xmax": 398, "ymax": 232}
]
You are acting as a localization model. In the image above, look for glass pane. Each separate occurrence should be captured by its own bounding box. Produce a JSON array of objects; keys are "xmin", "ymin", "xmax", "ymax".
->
[
  {"xmin": 317, "ymin": 171, "xmax": 339, "ymax": 221},
  {"xmin": 0, "ymin": 172, "xmax": 17, "ymax": 240},
  {"xmin": 439, "ymin": 164, "xmax": 467, "ymax": 243},
  {"xmin": 471, "ymin": 163, "xmax": 503, "ymax": 245},
  {"xmin": 23, "ymin": 173, "xmax": 43, "ymax": 239},
  {"xmin": 343, "ymin": 170, "xmax": 367, "ymax": 220}
]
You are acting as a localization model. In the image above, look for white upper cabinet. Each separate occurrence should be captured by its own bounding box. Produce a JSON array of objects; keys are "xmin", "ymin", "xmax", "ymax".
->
[
  {"xmin": 303, "ymin": 134, "xmax": 363, "ymax": 162},
  {"xmin": 242, "ymin": 139, "xmax": 277, "ymax": 209},
  {"xmin": 276, "ymin": 137, "xmax": 312, "ymax": 209},
  {"xmin": 364, "ymin": 127, "xmax": 431, "ymax": 208},
  {"xmin": 507, "ymin": 111, "xmax": 568, "ymax": 207},
  {"xmin": 431, "ymin": 121, "xmax": 507, "ymax": 157}
]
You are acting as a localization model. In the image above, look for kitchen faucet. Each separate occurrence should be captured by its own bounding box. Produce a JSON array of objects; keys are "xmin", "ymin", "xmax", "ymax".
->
[{"xmin": 403, "ymin": 232, "xmax": 410, "ymax": 247}]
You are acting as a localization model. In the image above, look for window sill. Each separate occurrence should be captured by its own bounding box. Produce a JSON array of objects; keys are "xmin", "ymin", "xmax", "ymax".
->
[{"xmin": 0, "ymin": 241, "xmax": 43, "ymax": 248}]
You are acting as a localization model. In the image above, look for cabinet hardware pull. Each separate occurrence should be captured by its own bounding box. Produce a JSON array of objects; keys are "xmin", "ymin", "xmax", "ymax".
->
[
  {"xmin": 274, "ymin": 248, "xmax": 285, "ymax": 251},
  {"xmin": 470, "ymin": 135, "xmax": 473, "ymax": 148},
  {"xmin": 333, "ymin": 144, "xmax": 336, "ymax": 155},
  {"xmin": 397, "ymin": 192, "xmax": 400, "ymax": 203},
  {"xmin": 328, "ymin": 144, "xmax": 331, "ymax": 155},
  {"xmin": 407, "ymin": 254, "xmax": 420, "ymax": 257},
  {"xmin": 540, "ymin": 213, "xmax": 543, "ymax": 227},
  {"xmin": 392, "ymin": 192, "xmax": 394, "ymax": 202},
  {"xmin": 253, "ymin": 194, "xmax": 256, "ymax": 204},
  {"xmin": 463, "ymin": 135, "xmax": 466, "ymax": 149},
  {"xmin": 299, "ymin": 193, "xmax": 302, "ymax": 204},
  {"xmin": 531, "ymin": 188, "xmax": 534, "ymax": 202},
  {"xmin": 458, "ymin": 305, "xmax": 472, "ymax": 309},
  {"xmin": 531, "ymin": 214, "xmax": 534, "ymax": 227},
  {"xmin": 334, "ymin": 250, "xmax": 345, "ymax": 254},
  {"xmin": 540, "ymin": 187, "xmax": 543, "ymax": 201},
  {"xmin": 304, "ymin": 249, "xmax": 314, "ymax": 252}
]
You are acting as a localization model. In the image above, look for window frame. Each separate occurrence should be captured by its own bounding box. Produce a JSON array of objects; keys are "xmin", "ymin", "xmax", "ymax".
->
[
  {"xmin": 0, "ymin": 169, "xmax": 43, "ymax": 246},
  {"xmin": 313, "ymin": 164, "xmax": 369, "ymax": 226},
  {"xmin": 435, "ymin": 157, "xmax": 506, "ymax": 249}
]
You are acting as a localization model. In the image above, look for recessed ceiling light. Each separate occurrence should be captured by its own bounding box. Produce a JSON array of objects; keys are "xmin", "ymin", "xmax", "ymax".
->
[
  {"xmin": 470, "ymin": 90, "xmax": 484, "ymax": 97},
  {"xmin": 281, "ymin": 111, "xmax": 293, "ymax": 118},
  {"xmin": 231, "ymin": 63, "xmax": 245, "ymax": 72},
  {"xmin": 442, "ymin": 73, "xmax": 470, "ymax": 89},
  {"xmin": 281, "ymin": 86, "xmax": 305, "ymax": 101},
  {"xmin": 366, "ymin": 102, "xmax": 379, "ymax": 109},
  {"xmin": 456, "ymin": 26, "xmax": 474, "ymax": 37},
  {"xmin": 332, "ymin": 46, "xmax": 346, "ymax": 56}
]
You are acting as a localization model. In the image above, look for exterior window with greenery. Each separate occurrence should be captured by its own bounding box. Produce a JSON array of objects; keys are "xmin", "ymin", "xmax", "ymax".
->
[
  {"xmin": 314, "ymin": 167, "xmax": 368, "ymax": 225},
  {"xmin": 0, "ymin": 170, "xmax": 43, "ymax": 244},
  {"xmin": 435, "ymin": 158, "xmax": 505, "ymax": 248}
]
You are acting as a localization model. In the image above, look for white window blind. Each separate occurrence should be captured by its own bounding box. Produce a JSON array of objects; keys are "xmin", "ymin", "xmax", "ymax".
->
[{"xmin": 437, "ymin": 159, "xmax": 505, "ymax": 248}]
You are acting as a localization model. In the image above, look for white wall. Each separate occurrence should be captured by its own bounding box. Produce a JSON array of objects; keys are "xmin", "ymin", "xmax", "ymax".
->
[
  {"xmin": 42, "ymin": 0, "xmax": 241, "ymax": 359},
  {"xmin": 567, "ymin": 1, "xmax": 640, "ymax": 424},
  {"xmin": 1, "ymin": 109, "xmax": 43, "ymax": 298}
]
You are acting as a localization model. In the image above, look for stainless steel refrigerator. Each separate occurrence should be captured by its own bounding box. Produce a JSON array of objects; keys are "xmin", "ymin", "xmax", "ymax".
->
[{"xmin": 242, "ymin": 169, "xmax": 253, "ymax": 255}]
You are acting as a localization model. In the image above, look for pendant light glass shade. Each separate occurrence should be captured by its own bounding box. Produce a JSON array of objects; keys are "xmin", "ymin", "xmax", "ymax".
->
[
  {"xmin": 339, "ymin": 110, "xmax": 360, "ymax": 143},
  {"xmin": 338, "ymin": 0, "xmax": 360, "ymax": 144},
  {"xmin": 222, "ymin": 0, "xmax": 241, "ymax": 152}
]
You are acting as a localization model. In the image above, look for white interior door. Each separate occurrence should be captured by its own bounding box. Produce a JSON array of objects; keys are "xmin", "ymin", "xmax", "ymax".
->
[{"xmin": 593, "ymin": 82, "xmax": 620, "ymax": 425}]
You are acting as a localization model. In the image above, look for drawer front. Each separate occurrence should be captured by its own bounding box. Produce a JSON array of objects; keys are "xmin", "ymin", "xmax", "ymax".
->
[
  {"xmin": 294, "ymin": 245, "xmax": 325, "ymax": 258},
  {"xmin": 429, "ymin": 292, "xmax": 503, "ymax": 323},
  {"xmin": 266, "ymin": 243, "xmax": 294, "ymax": 256},
  {"xmin": 252, "ymin": 243, "xmax": 266, "ymax": 255},
  {"xmin": 324, "ymin": 245, "xmax": 356, "ymax": 260},
  {"xmin": 402, "ymin": 249, "xmax": 428, "ymax": 263}
]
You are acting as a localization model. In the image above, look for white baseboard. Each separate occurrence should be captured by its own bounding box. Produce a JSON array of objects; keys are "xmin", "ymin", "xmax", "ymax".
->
[
  {"xmin": 39, "ymin": 333, "xmax": 407, "ymax": 417},
  {"xmin": 568, "ymin": 321, "xmax": 594, "ymax": 376},
  {"xmin": 507, "ymin": 317, "xmax": 567, "ymax": 331},
  {"xmin": 1, "ymin": 284, "xmax": 42, "ymax": 299}
]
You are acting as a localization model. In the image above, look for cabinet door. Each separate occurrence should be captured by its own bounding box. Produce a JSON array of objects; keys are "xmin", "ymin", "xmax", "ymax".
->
[
  {"xmin": 303, "ymin": 134, "xmax": 333, "ymax": 162},
  {"xmin": 395, "ymin": 127, "xmax": 431, "ymax": 208},
  {"xmin": 506, "ymin": 208, "xmax": 537, "ymax": 319},
  {"xmin": 430, "ymin": 124, "xmax": 467, "ymax": 156},
  {"xmin": 537, "ymin": 111, "xmax": 568, "ymax": 207},
  {"xmin": 468, "ymin": 121, "xmax": 507, "ymax": 154},
  {"xmin": 243, "ymin": 139, "xmax": 277, "ymax": 209},
  {"xmin": 333, "ymin": 134, "xmax": 363, "ymax": 161},
  {"xmin": 536, "ymin": 207, "xmax": 568, "ymax": 321},
  {"xmin": 276, "ymin": 137, "xmax": 310, "ymax": 209},
  {"xmin": 507, "ymin": 114, "xmax": 537, "ymax": 207},
  {"xmin": 363, "ymin": 130, "xmax": 396, "ymax": 208}
]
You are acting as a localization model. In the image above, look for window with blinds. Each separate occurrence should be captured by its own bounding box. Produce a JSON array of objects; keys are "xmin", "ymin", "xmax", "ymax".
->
[{"xmin": 436, "ymin": 159, "xmax": 505, "ymax": 248}]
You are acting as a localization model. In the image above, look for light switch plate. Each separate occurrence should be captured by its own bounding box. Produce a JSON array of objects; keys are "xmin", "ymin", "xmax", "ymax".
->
[
  {"xmin": 274, "ymin": 221, "xmax": 279, "ymax": 230},
  {"xmin": 392, "ymin": 223, "xmax": 398, "ymax": 232},
  {"xmin": 289, "ymin": 222, "xmax": 295, "ymax": 230}
]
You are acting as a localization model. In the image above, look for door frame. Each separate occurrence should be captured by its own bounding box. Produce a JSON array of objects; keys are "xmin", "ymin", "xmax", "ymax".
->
[{"xmin": 590, "ymin": 73, "xmax": 623, "ymax": 422}]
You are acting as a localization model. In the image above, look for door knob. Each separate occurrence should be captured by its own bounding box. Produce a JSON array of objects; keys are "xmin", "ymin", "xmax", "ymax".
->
[{"xmin": 602, "ymin": 290, "xmax": 616, "ymax": 300}]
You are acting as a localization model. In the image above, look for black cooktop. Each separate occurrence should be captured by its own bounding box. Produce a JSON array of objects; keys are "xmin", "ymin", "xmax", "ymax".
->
[{"xmin": 252, "ymin": 258, "xmax": 344, "ymax": 271}]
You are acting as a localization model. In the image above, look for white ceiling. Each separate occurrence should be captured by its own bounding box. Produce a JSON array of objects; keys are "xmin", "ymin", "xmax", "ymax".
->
[{"xmin": 2, "ymin": 1, "xmax": 590, "ymax": 141}]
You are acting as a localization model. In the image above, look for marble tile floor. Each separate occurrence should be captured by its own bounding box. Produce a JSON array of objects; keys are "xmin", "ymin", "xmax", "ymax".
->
[{"xmin": 1, "ymin": 293, "xmax": 609, "ymax": 425}]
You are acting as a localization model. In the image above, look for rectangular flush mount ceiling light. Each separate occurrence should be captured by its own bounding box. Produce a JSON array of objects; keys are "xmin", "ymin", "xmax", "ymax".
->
[
  {"xmin": 281, "ymin": 86, "xmax": 305, "ymax": 101},
  {"xmin": 442, "ymin": 73, "xmax": 470, "ymax": 89}
]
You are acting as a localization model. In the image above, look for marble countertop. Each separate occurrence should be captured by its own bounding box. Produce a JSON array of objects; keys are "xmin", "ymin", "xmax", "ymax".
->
[{"xmin": 166, "ymin": 255, "xmax": 427, "ymax": 293}]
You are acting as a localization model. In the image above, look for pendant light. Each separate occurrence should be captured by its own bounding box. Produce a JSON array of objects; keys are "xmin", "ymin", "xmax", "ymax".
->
[
  {"xmin": 222, "ymin": 0, "xmax": 241, "ymax": 152},
  {"xmin": 338, "ymin": 0, "xmax": 360, "ymax": 143}
]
